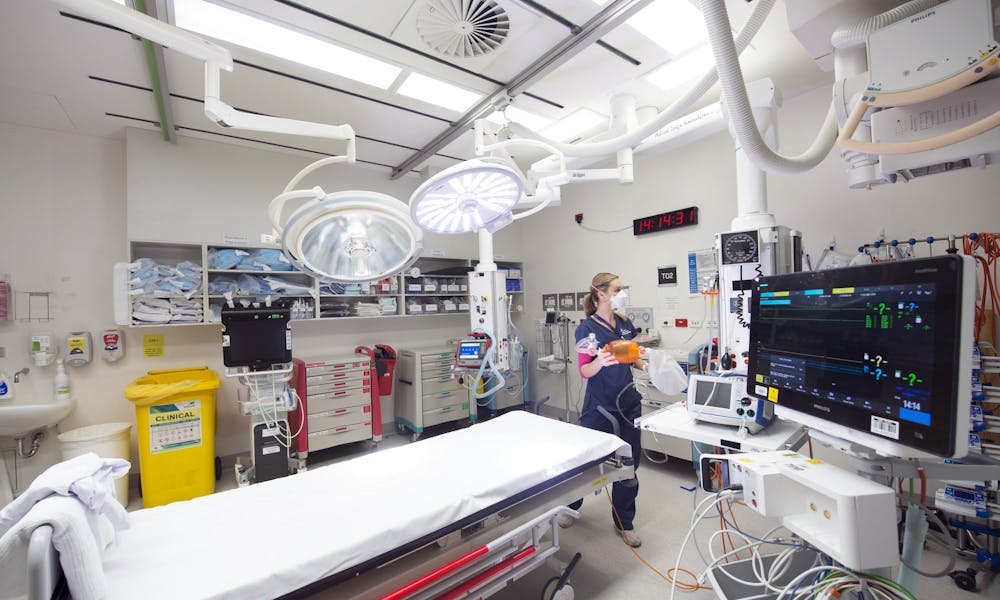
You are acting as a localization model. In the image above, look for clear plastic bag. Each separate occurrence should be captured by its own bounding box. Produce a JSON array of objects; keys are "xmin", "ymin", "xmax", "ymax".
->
[{"xmin": 646, "ymin": 349, "xmax": 688, "ymax": 395}]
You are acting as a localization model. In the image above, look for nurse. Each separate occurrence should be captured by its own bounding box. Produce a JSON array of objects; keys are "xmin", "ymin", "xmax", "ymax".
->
[{"xmin": 562, "ymin": 272, "xmax": 646, "ymax": 547}]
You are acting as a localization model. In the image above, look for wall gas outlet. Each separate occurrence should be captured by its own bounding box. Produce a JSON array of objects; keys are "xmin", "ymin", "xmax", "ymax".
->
[
  {"xmin": 626, "ymin": 307, "xmax": 654, "ymax": 329},
  {"xmin": 675, "ymin": 318, "xmax": 688, "ymax": 328}
]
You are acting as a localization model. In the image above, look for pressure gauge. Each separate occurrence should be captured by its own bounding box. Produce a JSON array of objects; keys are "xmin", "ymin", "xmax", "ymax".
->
[{"xmin": 720, "ymin": 231, "xmax": 760, "ymax": 265}]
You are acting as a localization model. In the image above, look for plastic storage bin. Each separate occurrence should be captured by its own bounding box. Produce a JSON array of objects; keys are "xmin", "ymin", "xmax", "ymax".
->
[
  {"xmin": 58, "ymin": 422, "xmax": 132, "ymax": 507},
  {"xmin": 125, "ymin": 367, "xmax": 220, "ymax": 507}
]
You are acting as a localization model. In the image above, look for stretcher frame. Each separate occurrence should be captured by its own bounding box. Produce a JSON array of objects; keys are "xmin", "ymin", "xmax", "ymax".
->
[{"xmin": 26, "ymin": 447, "xmax": 632, "ymax": 600}]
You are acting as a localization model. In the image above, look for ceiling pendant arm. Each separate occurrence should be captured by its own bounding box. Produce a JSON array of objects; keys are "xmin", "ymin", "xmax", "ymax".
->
[
  {"xmin": 53, "ymin": 0, "xmax": 356, "ymax": 145},
  {"xmin": 390, "ymin": 0, "xmax": 655, "ymax": 179},
  {"xmin": 506, "ymin": 0, "xmax": 776, "ymax": 159}
]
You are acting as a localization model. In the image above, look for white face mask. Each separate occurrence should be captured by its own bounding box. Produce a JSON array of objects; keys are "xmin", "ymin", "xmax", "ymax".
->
[{"xmin": 610, "ymin": 289, "xmax": 628, "ymax": 312}]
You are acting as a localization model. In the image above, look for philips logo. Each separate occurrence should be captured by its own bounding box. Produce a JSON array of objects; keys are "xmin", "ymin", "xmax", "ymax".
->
[
  {"xmin": 911, "ymin": 10, "xmax": 935, "ymax": 24},
  {"xmin": 813, "ymin": 404, "xmax": 831, "ymax": 413}
]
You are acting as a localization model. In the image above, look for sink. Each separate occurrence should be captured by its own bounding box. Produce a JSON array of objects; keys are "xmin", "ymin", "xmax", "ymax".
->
[{"xmin": 0, "ymin": 383, "xmax": 75, "ymax": 437}]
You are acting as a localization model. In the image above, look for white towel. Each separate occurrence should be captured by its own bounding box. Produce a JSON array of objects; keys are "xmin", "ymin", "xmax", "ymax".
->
[
  {"xmin": 0, "ymin": 453, "xmax": 131, "ymax": 539},
  {"xmin": 0, "ymin": 496, "xmax": 110, "ymax": 600}
]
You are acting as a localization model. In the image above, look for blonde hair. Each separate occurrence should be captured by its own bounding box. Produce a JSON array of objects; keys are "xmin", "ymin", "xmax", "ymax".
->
[{"xmin": 584, "ymin": 272, "xmax": 619, "ymax": 317}]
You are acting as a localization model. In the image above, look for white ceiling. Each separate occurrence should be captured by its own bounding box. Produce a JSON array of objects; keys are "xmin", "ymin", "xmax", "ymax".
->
[{"xmin": 0, "ymin": 0, "xmax": 832, "ymax": 178}]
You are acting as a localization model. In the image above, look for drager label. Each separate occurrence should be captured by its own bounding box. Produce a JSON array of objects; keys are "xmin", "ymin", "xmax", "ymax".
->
[{"xmin": 149, "ymin": 400, "xmax": 202, "ymax": 454}]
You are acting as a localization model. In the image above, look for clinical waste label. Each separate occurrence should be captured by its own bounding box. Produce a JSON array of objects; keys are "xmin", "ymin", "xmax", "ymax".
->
[{"xmin": 149, "ymin": 400, "xmax": 202, "ymax": 454}]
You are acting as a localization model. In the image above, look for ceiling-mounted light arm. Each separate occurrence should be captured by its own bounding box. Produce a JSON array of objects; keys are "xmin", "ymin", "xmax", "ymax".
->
[
  {"xmin": 52, "ymin": 0, "xmax": 356, "ymax": 145},
  {"xmin": 265, "ymin": 154, "xmax": 357, "ymax": 242},
  {"xmin": 505, "ymin": 0, "xmax": 777, "ymax": 160}
]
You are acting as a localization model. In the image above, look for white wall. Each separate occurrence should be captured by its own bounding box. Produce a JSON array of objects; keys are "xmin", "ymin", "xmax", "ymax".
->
[
  {"xmin": 0, "ymin": 124, "xmax": 524, "ymax": 493},
  {"xmin": 519, "ymin": 84, "xmax": 1000, "ymax": 427},
  {"xmin": 0, "ymin": 122, "xmax": 128, "ymax": 488}
]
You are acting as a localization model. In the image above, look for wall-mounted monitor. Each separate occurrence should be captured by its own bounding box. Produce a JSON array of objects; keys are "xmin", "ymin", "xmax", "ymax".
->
[{"xmin": 747, "ymin": 255, "xmax": 974, "ymax": 458}]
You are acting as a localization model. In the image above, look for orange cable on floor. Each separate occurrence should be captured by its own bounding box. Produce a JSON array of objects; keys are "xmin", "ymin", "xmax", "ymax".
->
[{"xmin": 603, "ymin": 487, "xmax": 711, "ymax": 592}]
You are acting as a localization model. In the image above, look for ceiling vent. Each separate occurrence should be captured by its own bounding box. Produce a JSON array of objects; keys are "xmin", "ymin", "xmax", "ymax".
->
[
  {"xmin": 391, "ymin": 0, "xmax": 545, "ymax": 74},
  {"xmin": 416, "ymin": 0, "xmax": 510, "ymax": 59}
]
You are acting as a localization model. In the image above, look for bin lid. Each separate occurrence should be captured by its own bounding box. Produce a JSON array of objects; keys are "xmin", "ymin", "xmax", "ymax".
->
[
  {"xmin": 58, "ymin": 422, "xmax": 131, "ymax": 443},
  {"xmin": 125, "ymin": 366, "xmax": 220, "ymax": 406}
]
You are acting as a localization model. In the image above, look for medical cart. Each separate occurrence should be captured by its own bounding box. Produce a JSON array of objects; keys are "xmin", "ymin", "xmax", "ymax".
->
[
  {"xmin": 395, "ymin": 345, "xmax": 476, "ymax": 441},
  {"xmin": 290, "ymin": 353, "xmax": 378, "ymax": 463}
]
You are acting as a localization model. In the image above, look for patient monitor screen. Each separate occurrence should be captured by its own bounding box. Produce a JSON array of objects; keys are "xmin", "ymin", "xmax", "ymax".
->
[
  {"xmin": 747, "ymin": 255, "xmax": 969, "ymax": 457},
  {"xmin": 222, "ymin": 307, "xmax": 292, "ymax": 370}
]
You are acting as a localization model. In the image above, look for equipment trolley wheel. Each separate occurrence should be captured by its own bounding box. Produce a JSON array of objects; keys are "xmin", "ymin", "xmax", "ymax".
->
[{"xmin": 950, "ymin": 568, "xmax": 978, "ymax": 592}]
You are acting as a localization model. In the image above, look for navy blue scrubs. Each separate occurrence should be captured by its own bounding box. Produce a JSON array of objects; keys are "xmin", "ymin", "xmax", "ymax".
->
[{"xmin": 569, "ymin": 313, "xmax": 642, "ymax": 531}]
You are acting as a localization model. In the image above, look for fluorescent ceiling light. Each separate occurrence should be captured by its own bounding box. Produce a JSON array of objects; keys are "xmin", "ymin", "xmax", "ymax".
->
[
  {"xmin": 594, "ymin": 0, "xmax": 707, "ymax": 56},
  {"xmin": 644, "ymin": 44, "xmax": 715, "ymax": 92},
  {"xmin": 173, "ymin": 0, "xmax": 401, "ymax": 89},
  {"xmin": 396, "ymin": 73, "xmax": 483, "ymax": 113},
  {"xmin": 486, "ymin": 106, "xmax": 552, "ymax": 132},
  {"xmin": 540, "ymin": 108, "xmax": 605, "ymax": 142}
]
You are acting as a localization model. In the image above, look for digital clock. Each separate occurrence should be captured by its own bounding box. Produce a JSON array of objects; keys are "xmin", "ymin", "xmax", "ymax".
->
[{"xmin": 633, "ymin": 206, "xmax": 698, "ymax": 236}]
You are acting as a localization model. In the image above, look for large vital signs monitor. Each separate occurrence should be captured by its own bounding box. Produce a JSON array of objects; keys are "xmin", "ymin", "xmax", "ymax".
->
[{"xmin": 747, "ymin": 255, "xmax": 974, "ymax": 458}]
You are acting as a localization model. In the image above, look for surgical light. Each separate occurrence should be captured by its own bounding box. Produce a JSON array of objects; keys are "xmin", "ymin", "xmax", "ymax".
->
[
  {"xmin": 53, "ymin": 0, "xmax": 422, "ymax": 284},
  {"xmin": 275, "ymin": 190, "xmax": 423, "ymax": 283},
  {"xmin": 409, "ymin": 158, "xmax": 523, "ymax": 234}
]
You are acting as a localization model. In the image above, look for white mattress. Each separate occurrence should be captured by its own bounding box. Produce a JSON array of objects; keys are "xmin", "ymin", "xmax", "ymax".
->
[{"xmin": 101, "ymin": 412, "xmax": 628, "ymax": 600}]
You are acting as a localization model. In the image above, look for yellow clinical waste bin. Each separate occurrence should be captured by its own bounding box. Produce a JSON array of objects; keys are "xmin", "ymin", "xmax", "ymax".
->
[{"xmin": 125, "ymin": 367, "xmax": 220, "ymax": 507}]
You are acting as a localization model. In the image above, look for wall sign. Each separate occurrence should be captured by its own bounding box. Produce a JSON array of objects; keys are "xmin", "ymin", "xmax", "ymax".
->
[
  {"xmin": 633, "ymin": 206, "xmax": 699, "ymax": 236},
  {"xmin": 558, "ymin": 293, "xmax": 576, "ymax": 311},
  {"xmin": 542, "ymin": 294, "xmax": 558, "ymax": 311},
  {"xmin": 575, "ymin": 291, "xmax": 589, "ymax": 311},
  {"xmin": 658, "ymin": 266, "xmax": 678, "ymax": 287}
]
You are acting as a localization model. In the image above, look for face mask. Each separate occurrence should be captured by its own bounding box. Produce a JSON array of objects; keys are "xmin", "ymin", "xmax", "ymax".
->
[{"xmin": 610, "ymin": 289, "xmax": 628, "ymax": 312}]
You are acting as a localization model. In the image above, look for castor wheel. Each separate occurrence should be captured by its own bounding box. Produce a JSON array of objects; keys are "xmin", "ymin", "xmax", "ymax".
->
[{"xmin": 949, "ymin": 568, "xmax": 978, "ymax": 592}]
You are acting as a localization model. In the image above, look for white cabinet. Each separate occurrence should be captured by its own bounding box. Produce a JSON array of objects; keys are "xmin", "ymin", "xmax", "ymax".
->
[{"xmin": 394, "ymin": 346, "xmax": 476, "ymax": 441}]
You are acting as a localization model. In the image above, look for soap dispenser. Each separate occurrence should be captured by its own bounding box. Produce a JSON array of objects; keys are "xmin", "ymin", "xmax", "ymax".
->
[
  {"xmin": 54, "ymin": 360, "xmax": 71, "ymax": 401},
  {"xmin": 0, "ymin": 370, "xmax": 12, "ymax": 401}
]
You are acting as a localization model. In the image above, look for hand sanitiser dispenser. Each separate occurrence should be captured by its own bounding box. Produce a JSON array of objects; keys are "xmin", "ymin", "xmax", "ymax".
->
[
  {"xmin": 65, "ymin": 331, "xmax": 93, "ymax": 367},
  {"xmin": 30, "ymin": 333, "xmax": 56, "ymax": 367},
  {"xmin": 101, "ymin": 329, "xmax": 125, "ymax": 363}
]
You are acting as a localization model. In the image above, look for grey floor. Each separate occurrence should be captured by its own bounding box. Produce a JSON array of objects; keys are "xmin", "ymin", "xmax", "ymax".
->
[{"xmin": 133, "ymin": 420, "xmax": 997, "ymax": 600}]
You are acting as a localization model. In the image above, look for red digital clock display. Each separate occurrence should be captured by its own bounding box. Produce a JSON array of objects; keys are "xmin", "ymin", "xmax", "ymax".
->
[{"xmin": 633, "ymin": 206, "xmax": 699, "ymax": 236}]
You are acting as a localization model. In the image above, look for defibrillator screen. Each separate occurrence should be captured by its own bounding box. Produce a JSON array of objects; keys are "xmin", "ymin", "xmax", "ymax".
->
[{"xmin": 459, "ymin": 341, "xmax": 485, "ymax": 359}]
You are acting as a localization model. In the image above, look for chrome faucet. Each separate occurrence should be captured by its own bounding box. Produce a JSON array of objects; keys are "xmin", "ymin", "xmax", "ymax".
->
[{"xmin": 13, "ymin": 367, "xmax": 29, "ymax": 383}]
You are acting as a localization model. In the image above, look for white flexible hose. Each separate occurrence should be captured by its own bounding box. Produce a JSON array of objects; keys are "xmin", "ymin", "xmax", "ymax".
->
[
  {"xmin": 508, "ymin": 0, "xmax": 777, "ymax": 159},
  {"xmin": 830, "ymin": 0, "xmax": 941, "ymax": 49},
  {"xmin": 701, "ymin": 0, "xmax": 838, "ymax": 175}
]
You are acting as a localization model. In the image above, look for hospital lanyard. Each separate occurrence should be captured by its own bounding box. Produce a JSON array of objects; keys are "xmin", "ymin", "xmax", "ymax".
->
[{"xmin": 590, "ymin": 313, "xmax": 621, "ymax": 338}]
